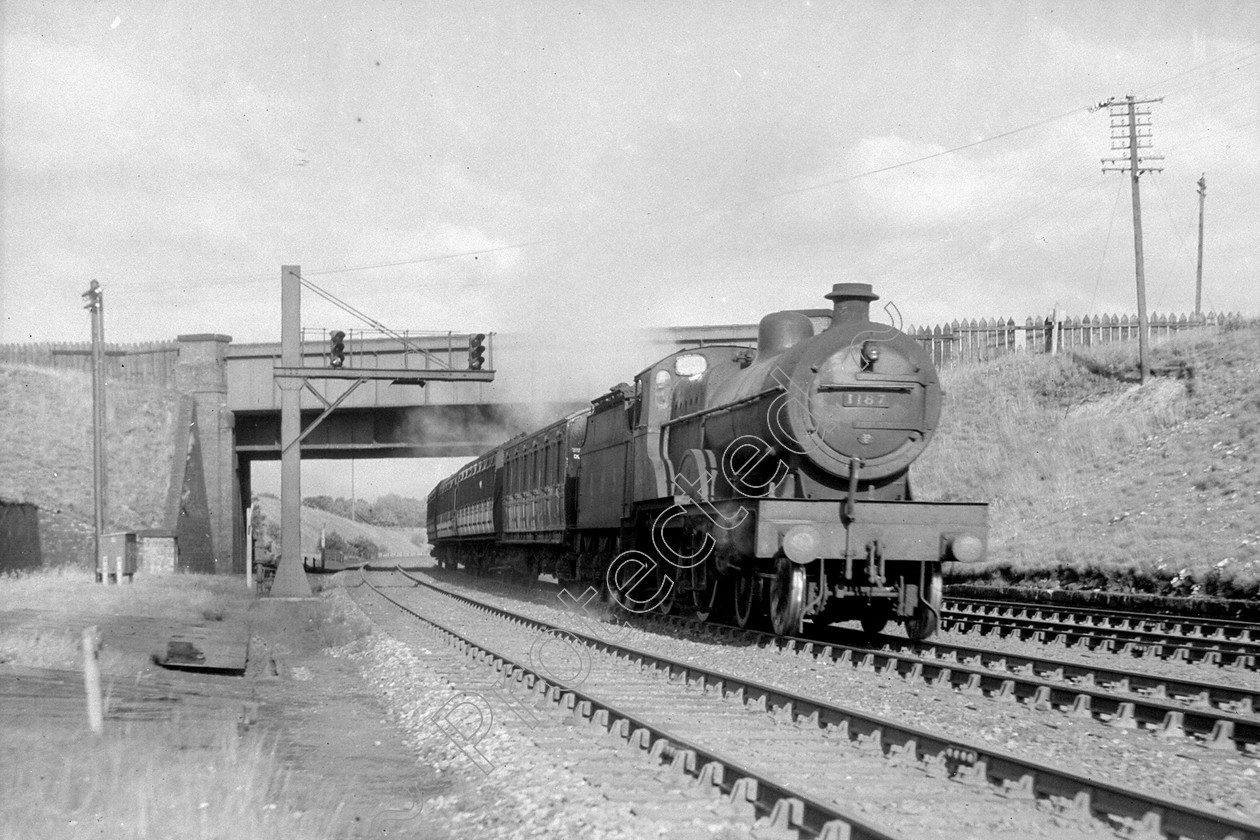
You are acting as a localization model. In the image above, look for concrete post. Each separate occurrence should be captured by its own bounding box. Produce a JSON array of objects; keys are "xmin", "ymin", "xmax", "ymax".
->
[{"xmin": 272, "ymin": 266, "xmax": 312, "ymax": 597}]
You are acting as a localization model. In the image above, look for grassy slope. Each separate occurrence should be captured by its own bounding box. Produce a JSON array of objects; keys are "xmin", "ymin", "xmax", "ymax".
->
[
  {"xmin": 251, "ymin": 494, "xmax": 423, "ymax": 557},
  {"xmin": 0, "ymin": 364, "xmax": 422, "ymax": 562},
  {"xmin": 0, "ymin": 365, "xmax": 178, "ymax": 530},
  {"xmin": 6, "ymin": 329, "xmax": 1257, "ymax": 599},
  {"xmin": 916, "ymin": 323, "xmax": 1260, "ymax": 598},
  {"xmin": 0, "ymin": 568, "xmax": 368, "ymax": 840}
]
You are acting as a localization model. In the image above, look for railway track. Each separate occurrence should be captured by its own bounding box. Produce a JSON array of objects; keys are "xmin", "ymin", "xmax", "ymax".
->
[
  {"xmin": 418, "ymin": 566, "xmax": 1260, "ymax": 751},
  {"xmin": 426, "ymin": 568, "xmax": 1257, "ymax": 669},
  {"xmin": 357, "ymin": 568, "xmax": 898, "ymax": 840},
  {"xmin": 946, "ymin": 597, "xmax": 1260, "ymax": 643},
  {"xmin": 655, "ymin": 616, "xmax": 1260, "ymax": 753},
  {"xmin": 366, "ymin": 565, "xmax": 1260, "ymax": 840},
  {"xmin": 939, "ymin": 604, "xmax": 1260, "ymax": 669}
]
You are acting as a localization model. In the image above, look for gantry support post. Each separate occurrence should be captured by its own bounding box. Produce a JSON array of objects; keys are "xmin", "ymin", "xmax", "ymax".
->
[
  {"xmin": 271, "ymin": 265, "xmax": 312, "ymax": 597},
  {"xmin": 266, "ymin": 264, "xmax": 496, "ymax": 597}
]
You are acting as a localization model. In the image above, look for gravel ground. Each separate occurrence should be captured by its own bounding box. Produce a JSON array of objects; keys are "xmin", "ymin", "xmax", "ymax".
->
[
  {"xmin": 373, "ymin": 579, "xmax": 1129, "ymax": 839},
  {"xmin": 408, "ymin": 568, "xmax": 1260, "ymax": 828},
  {"xmin": 328, "ymin": 583, "xmax": 759, "ymax": 840}
]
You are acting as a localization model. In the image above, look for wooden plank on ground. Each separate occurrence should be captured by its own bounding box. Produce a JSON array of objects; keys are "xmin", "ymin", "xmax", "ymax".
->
[{"xmin": 159, "ymin": 626, "xmax": 250, "ymax": 673}]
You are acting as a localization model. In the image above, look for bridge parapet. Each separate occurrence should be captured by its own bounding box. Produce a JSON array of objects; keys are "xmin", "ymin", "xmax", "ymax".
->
[{"xmin": 225, "ymin": 325, "xmax": 756, "ymax": 413}]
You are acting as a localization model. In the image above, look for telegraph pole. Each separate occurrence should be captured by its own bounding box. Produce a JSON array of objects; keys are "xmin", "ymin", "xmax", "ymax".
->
[
  {"xmin": 1101, "ymin": 94, "xmax": 1163, "ymax": 384},
  {"xmin": 1196, "ymin": 174, "xmax": 1206, "ymax": 317},
  {"xmin": 81, "ymin": 281, "xmax": 108, "ymax": 581}
]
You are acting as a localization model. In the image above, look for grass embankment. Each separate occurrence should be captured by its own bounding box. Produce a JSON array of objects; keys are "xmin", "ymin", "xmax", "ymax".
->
[
  {"xmin": 2, "ymin": 727, "xmax": 333, "ymax": 840},
  {"xmin": 0, "ymin": 568, "xmax": 372, "ymax": 840},
  {"xmin": 0, "ymin": 566, "xmax": 245, "ymax": 671},
  {"xmin": 252, "ymin": 494, "xmax": 425, "ymax": 558},
  {"xmin": 917, "ymin": 323, "xmax": 1260, "ymax": 599},
  {"xmin": 0, "ymin": 365, "xmax": 180, "ymax": 560}
]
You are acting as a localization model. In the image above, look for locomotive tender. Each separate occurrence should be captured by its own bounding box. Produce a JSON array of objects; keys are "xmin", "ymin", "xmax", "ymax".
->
[{"xmin": 426, "ymin": 283, "xmax": 988, "ymax": 640}]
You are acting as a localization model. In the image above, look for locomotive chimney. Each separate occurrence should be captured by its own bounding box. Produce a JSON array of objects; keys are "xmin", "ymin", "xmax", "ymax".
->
[{"xmin": 825, "ymin": 283, "xmax": 879, "ymax": 327}]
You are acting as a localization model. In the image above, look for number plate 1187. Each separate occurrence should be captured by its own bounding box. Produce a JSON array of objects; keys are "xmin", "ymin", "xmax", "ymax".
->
[{"xmin": 840, "ymin": 391, "xmax": 891, "ymax": 408}]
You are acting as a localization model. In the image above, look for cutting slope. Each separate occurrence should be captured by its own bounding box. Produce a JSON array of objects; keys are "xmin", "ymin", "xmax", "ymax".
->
[
  {"xmin": 251, "ymin": 494, "xmax": 424, "ymax": 558},
  {"xmin": 917, "ymin": 323, "xmax": 1260, "ymax": 598},
  {"xmin": 0, "ymin": 365, "xmax": 180, "ymax": 548}
]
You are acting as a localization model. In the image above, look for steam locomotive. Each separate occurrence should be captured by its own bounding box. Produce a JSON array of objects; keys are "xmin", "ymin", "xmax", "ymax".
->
[{"xmin": 426, "ymin": 283, "xmax": 988, "ymax": 640}]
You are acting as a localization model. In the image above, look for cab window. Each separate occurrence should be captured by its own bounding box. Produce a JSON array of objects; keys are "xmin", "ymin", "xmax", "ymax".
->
[{"xmin": 654, "ymin": 369, "xmax": 672, "ymax": 410}]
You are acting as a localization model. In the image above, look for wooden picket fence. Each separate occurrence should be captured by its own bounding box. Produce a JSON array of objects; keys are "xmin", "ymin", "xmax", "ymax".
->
[
  {"xmin": 910, "ymin": 311, "xmax": 1247, "ymax": 368},
  {"xmin": 0, "ymin": 311, "xmax": 1251, "ymax": 383},
  {"xmin": 0, "ymin": 340, "xmax": 181, "ymax": 387}
]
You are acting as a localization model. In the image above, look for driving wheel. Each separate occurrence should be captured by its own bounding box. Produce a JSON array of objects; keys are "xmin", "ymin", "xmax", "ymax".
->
[
  {"xmin": 733, "ymin": 571, "xmax": 761, "ymax": 629},
  {"xmin": 768, "ymin": 557, "xmax": 807, "ymax": 636}
]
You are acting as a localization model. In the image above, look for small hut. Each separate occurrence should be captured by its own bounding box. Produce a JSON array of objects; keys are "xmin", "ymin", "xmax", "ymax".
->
[{"xmin": 0, "ymin": 499, "xmax": 42, "ymax": 573}]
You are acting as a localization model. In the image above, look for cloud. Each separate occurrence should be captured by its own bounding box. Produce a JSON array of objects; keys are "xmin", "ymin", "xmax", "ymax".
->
[{"xmin": 843, "ymin": 136, "xmax": 988, "ymax": 227}]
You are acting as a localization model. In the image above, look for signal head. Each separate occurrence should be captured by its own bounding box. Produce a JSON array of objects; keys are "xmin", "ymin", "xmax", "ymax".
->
[
  {"xmin": 330, "ymin": 330, "xmax": 347, "ymax": 368},
  {"xmin": 468, "ymin": 333, "xmax": 486, "ymax": 371}
]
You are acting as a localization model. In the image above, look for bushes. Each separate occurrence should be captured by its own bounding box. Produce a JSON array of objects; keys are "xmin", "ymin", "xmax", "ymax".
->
[{"xmin": 321, "ymin": 530, "xmax": 381, "ymax": 561}]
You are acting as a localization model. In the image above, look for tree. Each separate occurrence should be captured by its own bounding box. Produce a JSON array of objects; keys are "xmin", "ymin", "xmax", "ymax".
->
[
  {"xmin": 348, "ymin": 535, "xmax": 382, "ymax": 560},
  {"xmin": 323, "ymin": 530, "xmax": 349, "ymax": 554}
]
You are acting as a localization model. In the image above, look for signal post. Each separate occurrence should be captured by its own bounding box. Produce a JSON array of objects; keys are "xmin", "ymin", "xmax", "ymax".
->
[{"xmin": 269, "ymin": 265, "xmax": 494, "ymax": 597}]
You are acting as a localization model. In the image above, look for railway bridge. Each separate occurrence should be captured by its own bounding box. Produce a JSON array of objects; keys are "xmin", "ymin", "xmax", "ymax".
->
[
  {"xmin": 0, "ymin": 324, "xmax": 756, "ymax": 574},
  {"xmin": 176, "ymin": 325, "xmax": 761, "ymax": 574}
]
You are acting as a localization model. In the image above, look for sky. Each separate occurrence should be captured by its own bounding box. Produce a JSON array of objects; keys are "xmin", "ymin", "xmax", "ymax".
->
[{"xmin": 3, "ymin": 1, "xmax": 1259, "ymax": 500}]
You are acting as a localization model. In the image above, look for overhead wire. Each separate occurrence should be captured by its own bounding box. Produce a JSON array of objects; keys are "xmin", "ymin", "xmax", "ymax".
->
[
  {"xmin": 1148, "ymin": 175, "xmax": 1208, "ymax": 314},
  {"xmin": 113, "ymin": 104, "xmax": 1097, "ymax": 298},
  {"xmin": 107, "ymin": 36, "xmax": 1260, "ymax": 314},
  {"xmin": 1088, "ymin": 177, "xmax": 1128, "ymax": 314},
  {"xmin": 1135, "ymin": 39, "xmax": 1260, "ymax": 99},
  {"xmin": 298, "ymin": 274, "xmax": 455, "ymax": 368},
  {"xmin": 887, "ymin": 170, "xmax": 1110, "ymax": 289}
]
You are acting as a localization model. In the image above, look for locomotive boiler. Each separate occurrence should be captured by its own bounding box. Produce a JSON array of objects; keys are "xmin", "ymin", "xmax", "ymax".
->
[{"xmin": 427, "ymin": 283, "xmax": 988, "ymax": 640}]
